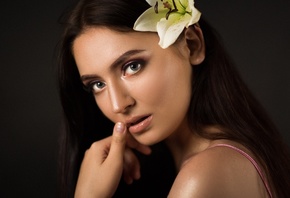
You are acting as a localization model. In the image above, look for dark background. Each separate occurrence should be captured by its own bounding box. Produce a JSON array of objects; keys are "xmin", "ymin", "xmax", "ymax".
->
[{"xmin": 1, "ymin": 0, "xmax": 289, "ymax": 197}]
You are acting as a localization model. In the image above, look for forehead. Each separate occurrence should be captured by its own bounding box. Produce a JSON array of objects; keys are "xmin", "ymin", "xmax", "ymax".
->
[{"xmin": 72, "ymin": 27, "xmax": 158, "ymax": 74}]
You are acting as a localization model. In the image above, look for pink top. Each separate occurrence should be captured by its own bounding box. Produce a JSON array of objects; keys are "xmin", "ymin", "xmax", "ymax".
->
[{"xmin": 210, "ymin": 144, "xmax": 272, "ymax": 198}]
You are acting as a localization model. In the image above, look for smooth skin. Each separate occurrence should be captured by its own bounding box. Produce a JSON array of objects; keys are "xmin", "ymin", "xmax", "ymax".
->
[
  {"xmin": 74, "ymin": 122, "xmax": 151, "ymax": 198},
  {"xmin": 72, "ymin": 26, "xmax": 270, "ymax": 197}
]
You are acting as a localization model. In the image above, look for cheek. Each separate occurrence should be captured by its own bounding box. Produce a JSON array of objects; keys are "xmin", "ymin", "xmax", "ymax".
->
[
  {"xmin": 132, "ymin": 65, "xmax": 192, "ymax": 111},
  {"xmin": 132, "ymin": 72, "xmax": 169, "ymax": 106}
]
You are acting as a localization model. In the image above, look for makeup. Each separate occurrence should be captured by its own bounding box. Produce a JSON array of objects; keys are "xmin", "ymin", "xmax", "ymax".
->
[{"xmin": 127, "ymin": 115, "xmax": 153, "ymax": 134}]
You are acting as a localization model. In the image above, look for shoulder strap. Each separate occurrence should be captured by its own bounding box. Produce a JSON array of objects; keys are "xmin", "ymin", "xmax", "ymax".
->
[{"xmin": 209, "ymin": 143, "xmax": 272, "ymax": 198}]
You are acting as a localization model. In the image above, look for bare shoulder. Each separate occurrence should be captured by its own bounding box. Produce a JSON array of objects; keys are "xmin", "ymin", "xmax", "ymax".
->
[{"xmin": 168, "ymin": 144, "xmax": 267, "ymax": 198}]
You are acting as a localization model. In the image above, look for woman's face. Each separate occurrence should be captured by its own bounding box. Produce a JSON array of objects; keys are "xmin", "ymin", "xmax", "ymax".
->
[{"xmin": 73, "ymin": 27, "xmax": 193, "ymax": 145}]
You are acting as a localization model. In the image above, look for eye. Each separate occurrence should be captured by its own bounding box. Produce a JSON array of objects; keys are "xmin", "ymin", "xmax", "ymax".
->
[
  {"xmin": 123, "ymin": 60, "xmax": 143, "ymax": 76},
  {"xmin": 89, "ymin": 81, "xmax": 106, "ymax": 93}
]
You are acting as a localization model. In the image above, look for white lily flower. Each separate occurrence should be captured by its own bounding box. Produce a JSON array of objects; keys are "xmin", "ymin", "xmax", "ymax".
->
[{"xmin": 134, "ymin": 0, "xmax": 201, "ymax": 48}]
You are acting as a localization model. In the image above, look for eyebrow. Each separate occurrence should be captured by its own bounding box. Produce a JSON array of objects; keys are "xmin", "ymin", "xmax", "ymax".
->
[{"xmin": 80, "ymin": 49, "xmax": 145, "ymax": 82}]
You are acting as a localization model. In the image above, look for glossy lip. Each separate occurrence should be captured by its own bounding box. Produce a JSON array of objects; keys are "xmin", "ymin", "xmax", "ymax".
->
[{"xmin": 126, "ymin": 115, "xmax": 153, "ymax": 134}]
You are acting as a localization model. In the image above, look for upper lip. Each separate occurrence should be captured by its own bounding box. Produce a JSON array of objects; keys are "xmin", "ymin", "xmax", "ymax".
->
[{"xmin": 125, "ymin": 114, "xmax": 151, "ymax": 127}]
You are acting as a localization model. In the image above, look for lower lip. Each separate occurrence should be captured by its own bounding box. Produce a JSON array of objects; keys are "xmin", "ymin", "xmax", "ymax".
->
[{"xmin": 128, "ymin": 115, "xmax": 153, "ymax": 134}]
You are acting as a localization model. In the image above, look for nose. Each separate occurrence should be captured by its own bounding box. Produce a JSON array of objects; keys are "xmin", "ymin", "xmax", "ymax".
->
[{"xmin": 108, "ymin": 81, "xmax": 135, "ymax": 114}]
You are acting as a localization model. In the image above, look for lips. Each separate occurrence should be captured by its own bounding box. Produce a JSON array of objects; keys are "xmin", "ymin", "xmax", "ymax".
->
[{"xmin": 126, "ymin": 115, "xmax": 152, "ymax": 134}]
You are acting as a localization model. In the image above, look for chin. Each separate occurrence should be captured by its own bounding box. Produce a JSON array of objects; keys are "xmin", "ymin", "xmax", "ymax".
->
[{"xmin": 132, "ymin": 131, "xmax": 165, "ymax": 146}]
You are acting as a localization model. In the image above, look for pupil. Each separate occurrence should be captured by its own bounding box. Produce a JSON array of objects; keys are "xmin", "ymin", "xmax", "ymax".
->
[
  {"xmin": 131, "ymin": 63, "xmax": 139, "ymax": 71},
  {"xmin": 97, "ymin": 82, "xmax": 103, "ymax": 88}
]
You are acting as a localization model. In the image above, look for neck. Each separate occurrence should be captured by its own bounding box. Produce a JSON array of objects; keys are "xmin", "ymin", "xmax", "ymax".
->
[{"xmin": 165, "ymin": 123, "xmax": 211, "ymax": 170}]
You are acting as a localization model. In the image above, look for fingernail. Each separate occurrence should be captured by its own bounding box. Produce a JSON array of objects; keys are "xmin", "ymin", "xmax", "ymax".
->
[{"xmin": 116, "ymin": 122, "xmax": 125, "ymax": 133}]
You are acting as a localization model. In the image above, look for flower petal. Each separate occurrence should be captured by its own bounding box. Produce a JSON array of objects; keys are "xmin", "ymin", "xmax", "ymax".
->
[
  {"xmin": 134, "ymin": 7, "xmax": 166, "ymax": 32},
  {"xmin": 157, "ymin": 13, "xmax": 191, "ymax": 48},
  {"xmin": 187, "ymin": 7, "xmax": 201, "ymax": 27},
  {"xmin": 146, "ymin": 0, "xmax": 157, "ymax": 7},
  {"xmin": 185, "ymin": 0, "xmax": 194, "ymax": 12},
  {"xmin": 134, "ymin": 0, "xmax": 201, "ymax": 48},
  {"xmin": 146, "ymin": 0, "xmax": 167, "ymax": 10},
  {"xmin": 177, "ymin": 0, "xmax": 189, "ymax": 11}
]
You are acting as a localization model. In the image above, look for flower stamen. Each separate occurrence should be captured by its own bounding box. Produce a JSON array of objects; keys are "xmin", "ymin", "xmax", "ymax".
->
[
  {"xmin": 164, "ymin": 0, "xmax": 178, "ymax": 20},
  {"xmin": 154, "ymin": 1, "xmax": 158, "ymax": 13}
]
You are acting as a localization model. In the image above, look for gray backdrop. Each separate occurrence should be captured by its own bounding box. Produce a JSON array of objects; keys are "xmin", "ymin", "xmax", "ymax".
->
[{"xmin": 1, "ymin": 0, "xmax": 289, "ymax": 197}]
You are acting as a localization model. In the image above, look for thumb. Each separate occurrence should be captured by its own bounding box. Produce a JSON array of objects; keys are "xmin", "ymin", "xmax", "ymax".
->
[{"xmin": 106, "ymin": 122, "xmax": 127, "ymax": 162}]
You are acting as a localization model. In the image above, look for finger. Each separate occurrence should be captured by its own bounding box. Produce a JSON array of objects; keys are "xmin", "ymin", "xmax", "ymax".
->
[
  {"xmin": 123, "ymin": 148, "xmax": 141, "ymax": 184},
  {"xmin": 106, "ymin": 122, "xmax": 127, "ymax": 163},
  {"xmin": 98, "ymin": 122, "xmax": 127, "ymax": 193},
  {"xmin": 126, "ymin": 133, "xmax": 152, "ymax": 155}
]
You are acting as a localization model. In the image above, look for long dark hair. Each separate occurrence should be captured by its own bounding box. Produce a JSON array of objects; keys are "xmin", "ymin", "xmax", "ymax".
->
[{"xmin": 57, "ymin": 0, "xmax": 290, "ymax": 197}]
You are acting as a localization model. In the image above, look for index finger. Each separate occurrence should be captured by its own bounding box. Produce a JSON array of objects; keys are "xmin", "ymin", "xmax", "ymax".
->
[{"xmin": 126, "ymin": 132, "xmax": 152, "ymax": 155}]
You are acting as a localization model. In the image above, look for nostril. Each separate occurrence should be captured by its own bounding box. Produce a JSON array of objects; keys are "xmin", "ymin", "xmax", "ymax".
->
[
  {"xmin": 125, "ymin": 100, "xmax": 136, "ymax": 110},
  {"xmin": 112, "ymin": 100, "xmax": 135, "ymax": 114}
]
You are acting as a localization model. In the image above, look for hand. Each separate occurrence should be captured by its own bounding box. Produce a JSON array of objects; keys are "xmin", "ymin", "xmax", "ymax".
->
[{"xmin": 74, "ymin": 122, "xmax": 151, "ymax": 198}]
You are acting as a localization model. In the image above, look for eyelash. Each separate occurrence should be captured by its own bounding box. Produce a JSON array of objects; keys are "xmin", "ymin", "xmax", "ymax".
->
[
  {"xmin": 84, "ymin": 81, "xmax": 106, "ymax": 93},
  {"xmin": 84, "ymin": 59, "xmax": 146, "ymax": 93},
  {"xmin": 122, "ymin": 59, "xmax": 145, "ymax": 76}
]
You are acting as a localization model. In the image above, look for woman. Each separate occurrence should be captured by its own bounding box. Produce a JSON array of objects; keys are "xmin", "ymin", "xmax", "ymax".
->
[{"xmin": 57, "ymin": 0, "xmax": 290, "ymax": 197}]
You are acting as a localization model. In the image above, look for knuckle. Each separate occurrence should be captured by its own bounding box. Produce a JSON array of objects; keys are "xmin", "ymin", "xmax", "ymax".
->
[
  {"xmin": 88, "ymin": 141, "xmax": 103, "ymax": 153},
  {"xmin": 90, "ymin": 141, "xmax": 100, "ymax": 150}
]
